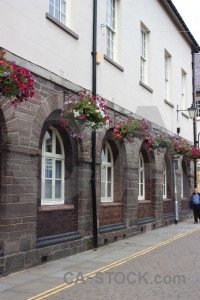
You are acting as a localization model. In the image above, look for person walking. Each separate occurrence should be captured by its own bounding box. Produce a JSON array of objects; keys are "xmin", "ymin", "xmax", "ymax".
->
[{"xmin": 190, "ymin": 188, "xmax": 200, "ymax": 224}]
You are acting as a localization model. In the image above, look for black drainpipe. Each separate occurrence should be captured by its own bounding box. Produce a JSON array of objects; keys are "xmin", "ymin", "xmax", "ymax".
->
[
  {"xmin": 192, "ymin": 49, "xmax": 198, "ymax": 188},
  {"xmin": 91, "ymin": 0, "xmax": 98, "ymax": 248}
]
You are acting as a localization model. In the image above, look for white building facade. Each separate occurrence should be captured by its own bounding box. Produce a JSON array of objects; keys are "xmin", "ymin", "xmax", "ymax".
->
[{"xmin": 0, "ymin": 0, "xmax": 198, "ymax": 275}]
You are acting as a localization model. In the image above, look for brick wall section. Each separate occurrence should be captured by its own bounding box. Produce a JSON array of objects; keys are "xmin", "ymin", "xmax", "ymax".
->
[
  {"xmin": 0, "ymin": 150, "xmax": 37, "ymax": 255},
  {"xmin": 37, "ymin": 209, "xmax": 77, "ymax": 238},
  {"xmin": 99, "ymin": 204, "xmax": 123, "ymax": 225}
]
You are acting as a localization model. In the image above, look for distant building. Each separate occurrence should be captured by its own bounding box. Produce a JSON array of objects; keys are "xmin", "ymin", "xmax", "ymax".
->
[{"xmin": 0, "ymin": 0, "xmax": 198, "ymax": 275}]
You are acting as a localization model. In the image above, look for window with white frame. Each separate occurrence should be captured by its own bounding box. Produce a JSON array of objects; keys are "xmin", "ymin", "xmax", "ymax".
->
[
  {"xmin": 49, "ymin": 0, "xmax": 68, "ymax": 25},
  {"xmin": 101, "ymin": 142, "xmax": 114, "ymax": 202},
  {"xmin": 41, "ymin": 127, "xmax": 65, "ymax": 205},
  {"xmin": 181, "ymin": 70, "xmax": 186, "ymax": 109},
  {"xmin": 140, "ymin": 24, "xmax": 149, "ymax": 84},
  {"xmin": 196, "ymin": 99, "xmax": 200, "ymax": 118},
  {"xmin": 163, "ymin": 161, "xmax": 167, "ymax": 199},
  {"xmin": 138, "ymin": 153, "xmax": 145, "ymax": 200},
  {"xmin": 165, "ymin": 51, "xmax": 171, "ymax": 101},
  {"xmin": 106, "ymin": 0, "xmax": 117, "ymax": 60}
]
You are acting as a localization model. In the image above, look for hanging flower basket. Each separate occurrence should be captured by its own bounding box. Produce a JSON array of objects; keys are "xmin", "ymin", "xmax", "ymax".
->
[
  {"xmin": 146, "ymin": 131, "xmax": 175, "ymax": 152},
  {"xmin": 113, "ymin": 117, "xmax": 150, "ymax": 142},
  {"xmin": 0, "ymin": 49, "xmax": 35, "ymax": 106},
  {"xmin": 113, "ymin": 117, "xmax": 200, "ymax": 160},
  {"xmin": 61, "ymin": 91, "xmax": 111, "ymax": 137}
]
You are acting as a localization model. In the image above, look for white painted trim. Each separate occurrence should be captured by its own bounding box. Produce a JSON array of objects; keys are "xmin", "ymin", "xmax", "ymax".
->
[
  {"xmin": 101, "ymin": 142, "xmax": 114, "ymax": 202},
  {"xmin": 138, "ymin": 152, "xmax": 145, "ymax": 200}
]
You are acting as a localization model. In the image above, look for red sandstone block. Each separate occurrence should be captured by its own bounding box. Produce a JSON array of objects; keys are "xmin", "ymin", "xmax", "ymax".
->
[
  {"xmin": 1, "ymin": 176, "xmax": 12, "ymax": 185},
  {"xmin": 15, "ymin": 224, "xmax": 29, "ymax": 231}
]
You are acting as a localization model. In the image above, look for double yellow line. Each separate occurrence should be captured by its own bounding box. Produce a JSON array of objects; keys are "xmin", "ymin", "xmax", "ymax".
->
[{"xmin": 28, "ymin": 226, "xmax": 200, "ymax": 300}]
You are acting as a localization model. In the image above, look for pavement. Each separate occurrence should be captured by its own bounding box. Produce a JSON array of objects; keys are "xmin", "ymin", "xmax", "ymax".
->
[{"xmin": 0, "ymin": 217, "xmax": 199, "ymax": 300}]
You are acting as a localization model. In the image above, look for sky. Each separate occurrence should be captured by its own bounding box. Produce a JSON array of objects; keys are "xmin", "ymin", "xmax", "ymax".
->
[{"xmin": 172, "ymin": 0, "xmax": 200, "ymax": 44}]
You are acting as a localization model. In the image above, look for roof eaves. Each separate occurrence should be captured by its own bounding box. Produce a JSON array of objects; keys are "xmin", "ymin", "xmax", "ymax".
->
[{"xmin": 160, "ymin": 0, "xmax": 200, "ymax": 52}]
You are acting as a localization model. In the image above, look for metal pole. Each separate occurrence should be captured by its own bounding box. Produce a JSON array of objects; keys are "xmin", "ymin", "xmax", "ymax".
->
[
  {"xmin": 173, "ymin": 158, "xmax": 178, "ymax": 224},
  {"xmin": 91, "ymin": 0, "xmax": 98, "ymax": 248},
  {"xmin": 194, "ymin": 117, "xmax": 197, "ymax": 188}
]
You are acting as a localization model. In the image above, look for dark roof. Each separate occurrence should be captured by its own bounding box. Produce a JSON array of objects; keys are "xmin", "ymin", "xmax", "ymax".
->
[{"xmin": 160, "ymin": 0, "xmax": 200, "ymax": 51}]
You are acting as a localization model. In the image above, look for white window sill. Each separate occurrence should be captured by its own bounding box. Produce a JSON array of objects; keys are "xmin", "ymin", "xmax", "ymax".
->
[
  {"xmin": 164, "ymin": 99, "xmax": 174, "ymax": 108},
  {"xmin": 181, "ymin": 112, "xmax": 189, "ymax": 119},
  {"xmin": 139, "ymin": 81, "xmax": 153, "ymax": 93},
  {"xmin": 39, "ymin": 204, "xmax": 74, "ymax": 211},
  {"xmin": 104, "ymin": 55, "xmax": 124, "ymax": 72},
  {"xmin": 100, "ymin": 202, "xmax": 122, "ymax": 207},
  {"xmin": 46, "ymin": 13, "xmax": 79, "ymax": 40},
  {"xmin": 138, "ymin": 199, "xmax": 151, "ymax": 203},
  {"xmin": 163, "ymin": 198, "xmax": 172, "ymax": 202}
]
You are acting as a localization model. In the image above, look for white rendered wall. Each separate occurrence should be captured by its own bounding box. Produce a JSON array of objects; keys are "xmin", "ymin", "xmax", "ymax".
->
[{"xmin": 0, "ymin": 0, "xmax": 194, "ymax": 141}]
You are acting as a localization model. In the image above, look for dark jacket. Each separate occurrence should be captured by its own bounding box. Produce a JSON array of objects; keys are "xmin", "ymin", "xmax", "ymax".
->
[{"xmin": 190, "ymin": 192, "xmax": 200, "ymax": 209}]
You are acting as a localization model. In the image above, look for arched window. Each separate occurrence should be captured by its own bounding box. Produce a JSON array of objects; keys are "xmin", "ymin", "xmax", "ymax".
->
[
  {"xmin": 138, "ymin": 153, "xmax": 145, "ymax": 200},
  {"xmin": 163, "ymin": 161, "xmax": 167, "ymax": 199},
  {"xmin": 41, "ymin": 127, "xmax": 65, "ymax": 205},
  {"xmin": 101, "ymin": 142, "xmax": 114, "ymax": 202}
]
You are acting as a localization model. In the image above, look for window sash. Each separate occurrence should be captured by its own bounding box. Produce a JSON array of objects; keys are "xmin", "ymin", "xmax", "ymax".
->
[
  {"xmin": 106, "ymin": 28, "xmax": 114, "ymax": 60},
  {"xmin": 106, "ymin": 0, "xmax": 116, "ymax": 60},
  {"xmin": 101, "ymin": 143, "xmax": 114, "ymax": 202},
  {"xmin": 49, "ymin": 0, "xmax": 67, "ymax": 25},
  {"xmin": 140, "ymin": 30, "xmax": 146, "ymax": 59},
  {"xmin": 138, "ymin": 154, "xmax": 145, "ymax": 200},
  {"xmin": 140, "ymin": 29, "xmax": 147, "ymax": 83},
  {"xmin": 42, "ymin": 127, "xmax": 65, "ymax": 205},
  {"xmin": 196, "ymin": 100, "xmax": 200, "ymax": 118},
  {"xmin": 165, "ymin": 55, "xmax": 170, "ymax": 100},
  {"xmin": 140, "ymin": 57, "xmax": 146, "ymax": 83},
  {"xmin": 181, "ymin": 71, "xmax": 186, "ymax": 109},
  {"xmin": 106, "ymin": 0, "xmax": 116, "ymax": 30}
]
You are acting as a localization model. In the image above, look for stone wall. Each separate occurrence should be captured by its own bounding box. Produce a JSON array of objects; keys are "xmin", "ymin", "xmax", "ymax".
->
[{"xmin": 0, "ymin": 72, "xmax": 193, "ymax": 276}]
